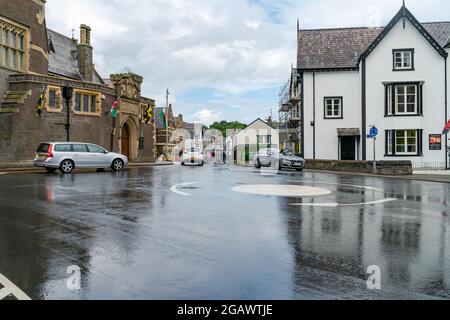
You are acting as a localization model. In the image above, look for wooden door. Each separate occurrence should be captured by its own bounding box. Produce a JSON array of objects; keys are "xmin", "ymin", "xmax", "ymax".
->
[{"xmin": 122, "ymin": 124, "xmax": 130, "ymax": 158}]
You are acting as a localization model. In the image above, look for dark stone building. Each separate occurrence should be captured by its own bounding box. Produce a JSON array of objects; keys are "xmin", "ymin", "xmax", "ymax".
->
[{"xmin": 0, "ymin": 0, "xmax": 156, "ymax": 167}]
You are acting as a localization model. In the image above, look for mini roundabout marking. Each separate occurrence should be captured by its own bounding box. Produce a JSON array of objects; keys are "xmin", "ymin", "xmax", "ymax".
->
[
  {"xmin": 232, "ymin": 181, "xmax": 398, "ymax": 207},
  {"xmin": 231, "ymin": 184, "xmax": 332, "ymax": 197},
  {"xmin": 170, "ymin": 182, "xmax": 199, "ymax": 196}
]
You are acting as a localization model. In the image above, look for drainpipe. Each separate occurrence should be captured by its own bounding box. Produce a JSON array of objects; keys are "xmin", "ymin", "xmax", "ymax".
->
[
  {"xmin": 313, "ymin": 72, "xmax": 316, "ymax": 160},
  {"xmin": 445, "ymin": 57, "xmax": 448, "ymax": 169},
  {"xmin": 300, "ymin": 72, "xmax": 305, "ymax": 157},
  {"xmin": 361, "ymin": 58, "xmax": 367, "ymax": 160}
]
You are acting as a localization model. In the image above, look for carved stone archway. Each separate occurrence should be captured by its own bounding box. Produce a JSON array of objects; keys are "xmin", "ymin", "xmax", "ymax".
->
[{"xmin": 119, "ymin": 116, "xmax": 139, "ymax": 161}]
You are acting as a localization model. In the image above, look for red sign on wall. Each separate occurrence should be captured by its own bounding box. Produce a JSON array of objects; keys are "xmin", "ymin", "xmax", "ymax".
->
[{"xmin": 429, "ymin": 134, "xmax": 442, "ymax": 150}]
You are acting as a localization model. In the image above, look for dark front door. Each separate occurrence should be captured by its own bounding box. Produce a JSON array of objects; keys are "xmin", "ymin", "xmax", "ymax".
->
[
  {"xmin": 341, "ymin": 136, "xmax": 356, "ymax": 160},
  {"xmin": 122, "ymin": 124, "xmax": 130, "ymax": 158}
]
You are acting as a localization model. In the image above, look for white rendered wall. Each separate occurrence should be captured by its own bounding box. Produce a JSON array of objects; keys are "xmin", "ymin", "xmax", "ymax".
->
[
  {"xmin": 365, "ymin": 19, "xmax": 447, "ymax": 166},
  {"xmin": 303, "ymin": 71, "xmax": 361, "ymax": 160}
]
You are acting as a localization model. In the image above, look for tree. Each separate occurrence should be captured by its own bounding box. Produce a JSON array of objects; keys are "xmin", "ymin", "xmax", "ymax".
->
[{"xmin": 209, "ymin": 121, "xmax": 247, "ymax": 137}]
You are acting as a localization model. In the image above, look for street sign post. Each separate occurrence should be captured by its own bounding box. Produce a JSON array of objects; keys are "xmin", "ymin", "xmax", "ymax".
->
[{"xmin": 368, "ymin": 126, "xmax": 379, "ymax": 173}]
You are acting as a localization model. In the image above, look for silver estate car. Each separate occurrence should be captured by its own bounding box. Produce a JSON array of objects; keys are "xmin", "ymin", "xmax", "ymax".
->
[
  {"xmin": 254, "ymin": 148, "xmax": 305, "ymax": 171},
  {"xmin": 33, "ymin": 142, "xmax": 129, "ymax": 174}
]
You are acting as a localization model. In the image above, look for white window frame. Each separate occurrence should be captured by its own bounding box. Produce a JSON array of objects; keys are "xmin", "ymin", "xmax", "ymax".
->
[
  {"xmin": 324, "ymin": 97, "xmax": 343, "ymax": 119},
  {"xmin": 394, "ymin": 130, "xmax": 418, "ymax": 155},
  {"xmin": 387, "ymin": 130, "xmax": 393, "ymax": 155},
  {"xmin": 393, "ymin": 50, "xmax": 414, "ymax": 70},
  {"xmin": 257, "ymin": 135, "xmax": 264, "ymax": 144},
  {"xmin": 387, "ymin": 86, "xmax": 393, "ymax": 115},
  {"xmin": 395, "ymin": 85, "xmax": 417, "ymax": 115}
]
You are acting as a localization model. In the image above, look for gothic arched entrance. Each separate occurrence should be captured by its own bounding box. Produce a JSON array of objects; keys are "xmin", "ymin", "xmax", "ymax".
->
[
  {"xmin": 121, "ymin": 123, "xmax": 130, "ymax": 158},
  {"xmin": 120, "ymin": 117, "xmax": 139, "ymax": 161}
]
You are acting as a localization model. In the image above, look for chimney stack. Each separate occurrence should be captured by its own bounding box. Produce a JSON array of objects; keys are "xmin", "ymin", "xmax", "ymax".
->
[
  {"xmin": 78, "ymin": 24, "xmax": 93, "ymax": 82},
  {"xmin": 80, "ymin": 24, "xmax": 91, "ymax": 45}
]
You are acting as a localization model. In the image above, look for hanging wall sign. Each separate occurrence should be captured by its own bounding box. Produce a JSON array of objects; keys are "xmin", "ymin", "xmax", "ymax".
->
[{"xmin": 429, "ymin": 134, "xmax": 442, "ymax": 150}]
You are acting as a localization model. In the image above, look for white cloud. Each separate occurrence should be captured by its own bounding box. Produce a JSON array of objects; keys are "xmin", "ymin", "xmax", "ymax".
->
[
  {"xmin": 45, "ymin": 0, "xmax": 295, "ymax": 104},
  {"xmin": 190, "ymin": 109, "xmax": 223, "ymax": 125},
  {"xmin": 44, "ymin": 0, "xmax": 450, "ymax": 122}
]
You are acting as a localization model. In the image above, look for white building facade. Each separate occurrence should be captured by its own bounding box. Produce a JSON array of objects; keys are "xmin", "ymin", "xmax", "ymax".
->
[
  {"xmin": 299, "ymin": 5, "xmax": 450, "ymax": 169},
  {"xmin": 233, "ymin": 119, "xmax": 279, "ymax": 165}
]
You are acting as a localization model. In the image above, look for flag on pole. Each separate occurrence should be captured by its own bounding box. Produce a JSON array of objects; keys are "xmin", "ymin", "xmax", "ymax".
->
[
  {"xmin": 37, "ymin": 89, "xmax": 46, "ymax": 117},
  {"xmin": 106, "ymin": 95, "xmax": 121, "ymax": 118},
  {"xmin": 144, "ymin": 102, "xmax": 153, "ymax": 124},
  {"xmin": 443, "ymin": 119, "xmax": 450, "ymax": 135},
  {"xmin": 159, "ymin": 110, "xmax": 167, "ymax": 129}
]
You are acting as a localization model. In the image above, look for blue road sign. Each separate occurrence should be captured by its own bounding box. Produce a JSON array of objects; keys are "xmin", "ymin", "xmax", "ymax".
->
[{"xmin": 369, "ymin": 126, "xmax": 379, "ymax": 138}]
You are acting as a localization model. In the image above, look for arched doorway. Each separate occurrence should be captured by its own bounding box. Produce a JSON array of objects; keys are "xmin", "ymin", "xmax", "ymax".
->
[
  {"xmin": 120, "ymin": 117, "xmax": 139, "ymax": 161},
  {"xmin": 121, "ymin": 123, "xmax": 130, "ymax": 158}
]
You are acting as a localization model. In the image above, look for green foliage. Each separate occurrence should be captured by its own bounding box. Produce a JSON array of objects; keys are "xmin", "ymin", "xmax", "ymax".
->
[{"xmin": 209, "ymin": 121, "xmax": 247, "ymax": 137}]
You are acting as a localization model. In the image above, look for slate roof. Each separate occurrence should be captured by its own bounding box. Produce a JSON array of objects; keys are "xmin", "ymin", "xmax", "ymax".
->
[
  {"xmin": 298, "ymin": 22, "xmax": 450, "ymax": 70},
  {"xmin": 422, "ymin": 22, "xmax": 450, "ymax": 48},
  {"xmin": 47, "ymin": 29, "xmax": 103, "ymax": 83},
  {"xmin": 47, "ymin": 29, "xmax": 82, "ymax": 80}
]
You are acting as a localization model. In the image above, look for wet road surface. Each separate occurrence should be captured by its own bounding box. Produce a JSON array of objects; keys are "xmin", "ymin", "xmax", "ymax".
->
[{"xmin": 0, "ymin": 165, "xmax": 449, "ymax": 300}]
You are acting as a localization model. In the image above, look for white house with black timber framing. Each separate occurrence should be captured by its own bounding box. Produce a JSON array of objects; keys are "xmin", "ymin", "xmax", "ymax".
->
[{"xmin": 298, "ymin": 3, "xmax": 450, "ymax": 169}]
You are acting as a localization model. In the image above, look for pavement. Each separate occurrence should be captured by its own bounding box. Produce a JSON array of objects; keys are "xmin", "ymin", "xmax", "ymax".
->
[
  {"xmin": 0, "ymin": 161, "xmax": 173, "ymax": 174},
  {"xmin": 0, "ymin": 164, "xmax": 449, "ymax": 300}
]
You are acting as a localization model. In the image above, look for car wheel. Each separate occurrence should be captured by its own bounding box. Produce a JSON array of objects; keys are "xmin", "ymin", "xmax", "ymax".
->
[
  {"xmin": 45, "ymin": 167, "xmax": 57, "ymax": 174},
  {"xmin": 111, "ymin": 159, "xmax": 124, "ymax": 172},
  {"xmin": 59, "ymin": 160, "xmax": 74, "ymax": 174},
  {"xmin": 296, "ymin": 169, "xmax": 303, "ymax": 172},
  {"xmin": 255, "ymin": 159, "xmax": 261, "ymax": 169},
  {"xmin": 181, "ymin": 162, "xmax": 185, "ymax": 166}
]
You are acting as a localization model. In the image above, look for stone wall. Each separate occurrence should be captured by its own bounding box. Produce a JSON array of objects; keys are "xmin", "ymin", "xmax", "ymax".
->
[
  {"xmin": 305, "ymin": 159, "xmax": 413, "ymax": 176},
  {"xmin": 0, "ymin": 79, "xmax": 116, "ymax": 164},
  {"xmin": 0, "ymin": 0, "xmax": 49, "ymax": 75}
]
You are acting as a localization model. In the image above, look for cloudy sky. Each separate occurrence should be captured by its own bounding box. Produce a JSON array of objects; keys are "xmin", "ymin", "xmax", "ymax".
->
[{"xmin": 46, "ymin": 0, "xmax": 450, "ymax": 125}]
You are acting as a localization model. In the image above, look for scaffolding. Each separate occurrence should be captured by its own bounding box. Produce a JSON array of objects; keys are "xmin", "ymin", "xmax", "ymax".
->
[{"xmin": 278, "ymin": 68, "xmax": 302, "ymax": 153}]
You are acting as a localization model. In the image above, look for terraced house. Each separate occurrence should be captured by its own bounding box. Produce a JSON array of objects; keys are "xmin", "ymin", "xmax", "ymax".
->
[
  {"xmin": 297, "ymin": 3, "xmax": 450, "ymax": 169},
  {"xmin": 0, "ymin": 0, "xmax": 156, "ymax": 167}
]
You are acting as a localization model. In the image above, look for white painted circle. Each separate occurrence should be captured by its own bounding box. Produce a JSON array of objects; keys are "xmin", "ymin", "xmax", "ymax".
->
[{"xmin": 232, "ymin": 184, "xmax": 332, "ymax": 197}]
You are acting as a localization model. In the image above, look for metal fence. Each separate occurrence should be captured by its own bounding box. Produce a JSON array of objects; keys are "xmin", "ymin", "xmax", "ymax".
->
[{"xmin": 412, "ymin": 162, "xmax": 447, "ymax": 171}]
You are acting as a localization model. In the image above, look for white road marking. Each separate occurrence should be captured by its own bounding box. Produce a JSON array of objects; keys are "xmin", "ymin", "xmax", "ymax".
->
[
  {"xmin": 170, "ymin": 182, "xmax": 198, "ymax": 196},
  {"xmin": 288, "ymin": 180, "xmax": 385, "ymax": 192},
  {"xmin": 0, "ymin": 274, "xmax": 31, "ymax": 300},
  {"xmin": 232, "ymin": 185, "xmax": 332, "ymax": 197},
  {"xmin": 290, "ymin": 198, "xmax": 398, "ymax": 207}
]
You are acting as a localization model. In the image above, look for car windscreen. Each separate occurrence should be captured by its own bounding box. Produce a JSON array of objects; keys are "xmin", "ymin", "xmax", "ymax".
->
[
  {"xmin": 281, "ymin": 150, "xmax": 294, "ymax": 156},
  {"xmin": 36, "ymin": 143, "xmax": 50, "ymax": 153}
]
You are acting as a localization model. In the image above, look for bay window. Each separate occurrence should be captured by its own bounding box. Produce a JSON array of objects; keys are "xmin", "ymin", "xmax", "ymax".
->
[
  {"xmin": 385, "ymin": 129, "xmax": 423, "ymax": 156},
  {"xmin": 385, "ymin": 82, "xmax": 423, "ymax": 116},
  {"xmin": 0, "ymin": 20, "xmax": 27, "ymax": 71}
]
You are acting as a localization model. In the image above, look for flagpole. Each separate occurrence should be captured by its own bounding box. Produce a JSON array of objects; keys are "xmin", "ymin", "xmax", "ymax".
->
[{"xmin": 165, "ymin": 89, "xmax": 169, "ymax": 161}]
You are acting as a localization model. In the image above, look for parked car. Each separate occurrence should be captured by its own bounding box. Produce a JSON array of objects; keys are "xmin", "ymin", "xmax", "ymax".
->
[
  {"xmin": 181, "ymin": 147, "xmax": 205, "ymax": 166},
  {"xmin": 33, "ymin": 142, "xmax": 129, "ymax": 174},
  {"xmin": 254, "ymin": 148, "xmax": 305, "ymax": 171}
]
